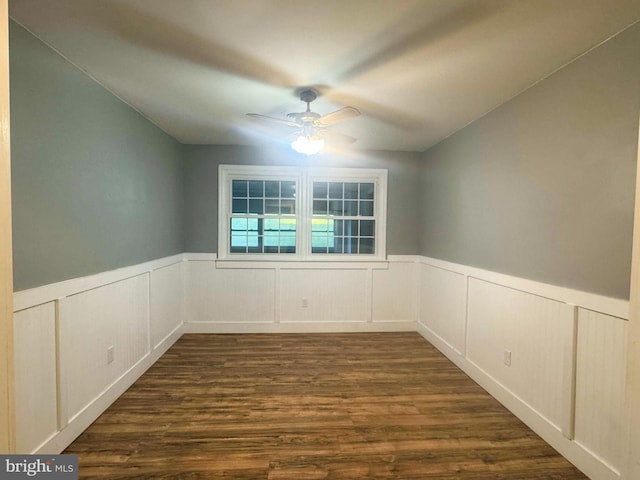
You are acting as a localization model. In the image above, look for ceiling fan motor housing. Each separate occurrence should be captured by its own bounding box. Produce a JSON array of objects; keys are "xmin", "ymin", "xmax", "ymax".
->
[{"xmin": 299, "ymin": 89, "xmax": 318, "ymax": 104}]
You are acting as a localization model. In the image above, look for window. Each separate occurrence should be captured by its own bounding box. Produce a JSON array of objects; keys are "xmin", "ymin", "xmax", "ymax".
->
[
  {"xmin": 311, "ymin": 181, "xmax": 376, "ymax": 254},
  {"xmin": 218, "ymin": 165, "xmax": 387, "ymax": 260},
  {"xmin": 230, "ymin": 179, "xmax": 297, "ymax": 254}
]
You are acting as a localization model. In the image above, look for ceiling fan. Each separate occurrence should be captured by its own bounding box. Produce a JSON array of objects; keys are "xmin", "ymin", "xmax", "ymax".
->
[{"xmin": 247, "ymin": 89, "xmax": 360, "ymax": 155}]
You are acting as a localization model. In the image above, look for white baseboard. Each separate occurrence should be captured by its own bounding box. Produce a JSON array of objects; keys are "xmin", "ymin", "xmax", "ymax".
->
[
  {"xmin": 185, "ymin": 321, "xmax": 416, "ymax": 334},
  {"xmin": 34, "ymin": 324, "xmax": 183, "ymax": 454},
  {"xmin": 416, "ymin": 322, "xmax": 619, "ymax": 480}
]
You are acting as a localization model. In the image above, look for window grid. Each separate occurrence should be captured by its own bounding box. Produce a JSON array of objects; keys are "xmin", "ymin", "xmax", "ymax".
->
[
  {"xmin": 311, "ymin": 181, "xmax": 376, "ymax": 255},
  {"xmin": 230, "ymin": 180, "xmax": 297, "ymax": 254},
  {"xmin": 219, "ymin": 166, "xmax": 387, "ymax": 260}
]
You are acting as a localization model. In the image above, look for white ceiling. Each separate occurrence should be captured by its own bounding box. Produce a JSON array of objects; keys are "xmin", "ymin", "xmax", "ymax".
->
[{"xmin": 9, "ymin": 0, "xmax": 640, "ymax": 152}]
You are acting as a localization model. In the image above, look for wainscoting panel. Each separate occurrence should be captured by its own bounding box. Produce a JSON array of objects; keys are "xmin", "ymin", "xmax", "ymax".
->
[
  {"xmin": 150, "ymin": 261, "xmax": 185, "ymax": 349},
  {"xmin": 418, "ymin": 263, "xmax": 467, "ymax": 354},
  {"xmin": 280, "ymin": 268, "xmax": 368, "ymax": 323},
  {"xmin": 574, "ymin": 308, "xmax": 628, "ymax": 474},
  {"xmin": 466, "ymin": 278, "xmax": 575, "ymax": 432},
  {"xmin": 13, "ymin": 302, "xmax": 58, "ymax": 454},
  {"xmin": 186, "ymin": 260, "xmax": 276, "ymax": 323},
  {"xmin": 372, "ymin": 261, "xmax": 416, "ymax": 322},
  {"xmin": 184, "ymin": 256, "xmax": 415, "ymax": 332},
  {"xmin": 58, "ymin": 274, "xmax": 150, "ymax": 424}
]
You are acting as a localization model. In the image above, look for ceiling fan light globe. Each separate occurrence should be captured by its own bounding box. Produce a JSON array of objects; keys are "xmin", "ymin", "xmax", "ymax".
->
[{"xmin": 291, "ymin": 135, "xmax": 325, "ymax": 156}]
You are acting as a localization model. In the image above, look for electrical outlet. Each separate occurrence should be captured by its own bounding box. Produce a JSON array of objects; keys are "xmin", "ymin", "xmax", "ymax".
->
[
  {"xmin": 301, "ymin": 297, "xmax": 309, "ymax": 308},
  {"xmin": 503, "ymin": 349, "xmax": 512, "ymax": 367},
  {"xmin": 107, "ymin": 345, "xmax": 115, "ymax": 364}
]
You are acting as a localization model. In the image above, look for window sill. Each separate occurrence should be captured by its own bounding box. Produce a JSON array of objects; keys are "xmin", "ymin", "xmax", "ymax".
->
[{"xmin": 214, "ymin": 257, "xmax": 390, "ymax": 270}]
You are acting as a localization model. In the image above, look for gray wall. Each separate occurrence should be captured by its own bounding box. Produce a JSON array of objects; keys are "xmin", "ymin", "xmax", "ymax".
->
[
  {"xmin": 419, "ymin": 22, "xmax": 640, "ymax": 299},
  {"xmin": 10, "ymin": 21, "xmax": 185, "ymax": 291},
  {"xmin": 184, "ymin": 145, "xmax": 421, "ymax": 255}
]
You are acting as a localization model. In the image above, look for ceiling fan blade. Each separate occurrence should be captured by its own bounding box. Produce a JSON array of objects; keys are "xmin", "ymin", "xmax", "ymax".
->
[
  {"xmin": 335, "ymin": 2, "xmax": 502, "ymax": 82},
  {"xmin": 246, "ymin": 113, "xmax": 300, "ymax": 128},
  {"xmin": 326, "ymin": 92, "xmax": 426, "ymax": 129},
  {"xmin": 59, "ymin": 2, "xmax": 296, "ymax": 88},
  {"xmin": 320, "ymin": 129, "xmax": 357, "ymax": 145},
  {"xmin": 316, "ymin": 107, "xmax": 360, "ymax": 126}
]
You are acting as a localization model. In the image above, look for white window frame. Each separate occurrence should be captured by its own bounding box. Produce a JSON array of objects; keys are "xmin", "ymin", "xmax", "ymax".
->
[{"xmin": 218, "ymin": 165, "xmax": 387, "ymax": 261}]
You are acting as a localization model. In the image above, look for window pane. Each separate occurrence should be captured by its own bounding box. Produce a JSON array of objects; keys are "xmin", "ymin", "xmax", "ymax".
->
[
  {"xmin": 360, "ymin": 220, "xmax": 375, "ymax": 237},
  {"xmin": 360, "ymin": 183, "xmax": 374, "ymax": 199},
  {"xmin": 231, "ymin": 235, "xmax": 247, "ymax": 247},
  {"xmin": 249, "ymin": 199, "xmax": 263, "ymax": 214},
  {"xmin": 329, "ymin": 182, "xmax": 343, "ymax": 199},
  {"xmin": 281, "ymin": 181, "xmax": 296, "ymax": 199},
  {"xmin": 264, "ymin": 235, "xmax": 279, "ymax": 247},
  {"xmin": 231, "ymin": 218, "xmax": 248, "ymax": 231},
  {"xmin": 312, "ymin": 218, "xmax": 329, "ymax": 232},
  {"xmin": 313, "ymin": 200, "xmax": 328, "ymax": 215},
  {"xmin": 249, "ymin": 181, "xmax": 264, "ymax": 197},
  {"xmin": 281, "ymin": 199, "xmax": 295, "ymax": 214},
  {"xmin": 247, "ymin": 233, "xmax": 259, "ymax": 247},
  {"xmin": 330, "ymin": 236, "xmax": 344, "ymax": 254},
  {"xmin": 263, "ymin": 218, "xmax": 279, "ymax": 232},
  {"xmin": 232, "ymin": 180, "xmax": 248, "ymax": 198},
  {"xmin": 313, "ymin": 182, "xmax": 328, "ymax": 199},
  {"xmin": 264, "ymin": 181, "xmax": 280, "ymax": 198},
  {"xmin": 344, "ymin": 220, "xmax": 359, "ymax": 236},
  {"xmin": 359, "ymin": 238, "xmax": 375, "ymax": 254},
  {"xmin": 360, "ymin": 200, "xmax": 374, "ymax": 217},
  {"xmin": 344, "ymin": 200, "xmax": 358, "ymax": 216},
  {"xmin": 232, "ymin": 199, "xmax": 247, "ymax": 214},
  {"xmin": 280, "ymin": 235, "xmax": 296, "ymax": 247},
  {"xmin": 329, "ymin": 200, "xmax": 343, "ymax": 215},
  {"xmin": 247, "ymin": 218, "xmax": 259, "ymax": 231},
  {"xmin": 344, "ymin": 236, "xmax": 357, "ymax": 254},
  {"xmin": 280, "ymin": 245, "xmax": 296, "ymax": 254},
  {"xmin": 334, "ymin": 219, "xmax": 344, "ymax": 236},
  {"xmin": 279, "ymin": 218, "xmax": 297, "ymax": 233},
  {"xmin": 265, "ymin": 199, "xmax": 279, "ymax": 214},
  {"xmin": 312, "ymin": 232, "xmax": 329, "ymax": 248},
  {"xmin": 344, "ymin": 182, "xmax": 358, "ymax": 199}
]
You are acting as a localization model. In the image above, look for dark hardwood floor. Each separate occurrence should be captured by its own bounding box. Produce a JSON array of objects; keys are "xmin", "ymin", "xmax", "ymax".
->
[{"xmin": 65, "ymin": 333, "xmax": 588, "ymax": 479}]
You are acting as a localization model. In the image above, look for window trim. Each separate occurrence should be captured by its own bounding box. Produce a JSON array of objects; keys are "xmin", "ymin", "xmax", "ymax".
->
[{"xmin": 218, "ymin": 164, "xmax": 388, "ymax": 261}]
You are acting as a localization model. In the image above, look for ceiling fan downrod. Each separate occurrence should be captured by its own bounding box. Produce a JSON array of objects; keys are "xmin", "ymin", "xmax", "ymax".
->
[{"xmin": 299, "ymin": 89, "xmax": 317, "ymax": 112}]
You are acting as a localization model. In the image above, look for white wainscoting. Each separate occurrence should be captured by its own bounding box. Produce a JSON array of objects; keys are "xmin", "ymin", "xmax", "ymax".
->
[
  {"xmin": 59, "ymin": 274, "xmax": 150, "ymax": 425},
  {"xmin": 13, "ymin": 255, "xmax": 185, "ymax": 454},
  {"xmin": 150, "ymin": 262, "xmax": 186, "ymax": 350},
  {"xmin": 466, "ymin": 278, "xmax": 576, "ymax": 434},
  {"xmin": 187, "ymin": 260, "xmax": 276, "ymax": 324},
  {"xmin": 418, "ymin": 264, "xmax": 466, "ymax": 355},
  {"xmin": 184, "ymin": 254, "xmax": 416, "ymax": 333},
  {"xmin": 416, "ymin": 256, "xmax": 629, "ymax": 480},
  {"xmin": 12, "ymin": 251, "xmax": 630, "ymax": 480},
  {"xmin": 574, "ymin": 308, "xmax": 628, "ymax": 475},
  {"xmin": 13, "ymin": 302, "xmax": 57, "ymax": 454},
  {"xmin": 372, "ymin": 260, "xmax": 417, "ymax": 323}
]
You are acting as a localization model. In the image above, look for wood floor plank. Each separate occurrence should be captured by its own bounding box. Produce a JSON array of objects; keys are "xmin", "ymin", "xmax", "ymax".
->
[{"xmin": 65, "ymin": 332, "xmax": 587, "ymax": 479}]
